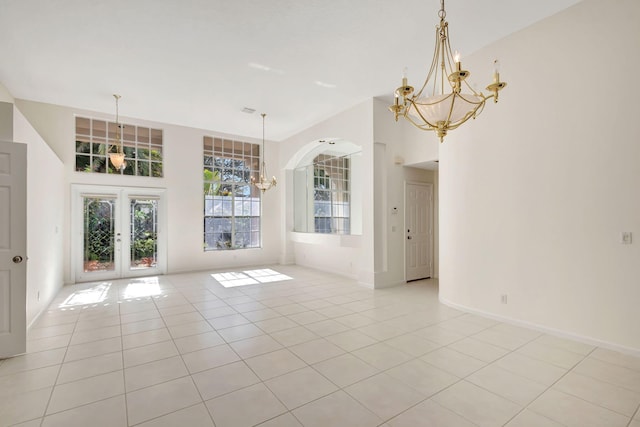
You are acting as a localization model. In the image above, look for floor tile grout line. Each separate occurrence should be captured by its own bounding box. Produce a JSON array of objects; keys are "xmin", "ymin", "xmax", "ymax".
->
[
  {"xmin": 589, "ymin": 352, "xmax": 640, "ymax": 374},
  {"xmin": 125, "ymin": 277, "xmax": 207, "ymax": 426},
  {"xmin": 39, "ymin": 307, "xmax": 78, "ymax": 423},
  {"xmin": 11, "ymin": 268, "xmax": 640, "ymax": 427},
  {"xmin": 627, "ymin": 404, "xmax": 640, "ymax": 427},
  {"xmin": 570, "ymin": 359, "xmax": 640, "ymax": 396},
  {"xmin": 125, "ymin": 402, "xmax": 209, "ymax": 427},
  {"xmin": 516, "ymin": 345, "xmax": 619, "ymax": 426},
  {"xmin": 118, "ymin": 301, "xmax": 130, "ymax": 427},
  {"xmin": 415, "ymin": 328, "xmax": 578, "ymax": 426}
]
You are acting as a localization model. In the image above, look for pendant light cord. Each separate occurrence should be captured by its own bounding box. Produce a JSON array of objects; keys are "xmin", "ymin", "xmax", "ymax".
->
[{"xmin": 114, "ymin": 94, "xmax": 122, "ymax": 154}]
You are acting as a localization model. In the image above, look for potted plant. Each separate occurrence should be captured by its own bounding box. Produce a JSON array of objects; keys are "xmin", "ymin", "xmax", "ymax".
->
[
  {"xmin": 133, "ymin": 235, "xmax": 156, "ymax": 266},
  {"xmin": 84, "ymin": 252, "xmax": 100, "ymax": 271}
]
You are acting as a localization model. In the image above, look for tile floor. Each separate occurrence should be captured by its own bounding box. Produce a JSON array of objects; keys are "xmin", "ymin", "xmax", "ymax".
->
[{"xmin": 1, "ymin": 265, "xmax": 640, "ymax": 427}]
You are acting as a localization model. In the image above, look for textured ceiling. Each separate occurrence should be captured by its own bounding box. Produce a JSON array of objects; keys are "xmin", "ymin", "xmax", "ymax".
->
[{"xmin": 0, "ymin": 0, "xmax": 582, "ymax": 141}]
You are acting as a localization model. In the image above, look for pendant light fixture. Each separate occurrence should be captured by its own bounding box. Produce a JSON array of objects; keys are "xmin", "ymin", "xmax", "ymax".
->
[
  {"xmin": 251, "ymin": 113, "xmax": 277, "ymax": 193},
  {"xmin": 109, "ymin": 94, "xmax": 126, "ymax": 170},
  {"xmin": 389, "ymin": 0, "xmax": 507, "ymax": 142}
]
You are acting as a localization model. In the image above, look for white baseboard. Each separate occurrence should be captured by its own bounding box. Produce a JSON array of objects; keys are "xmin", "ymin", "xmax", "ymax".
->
[{"xmin": 439, "ymin": 296, "xmax": 640, "ymax": 357}]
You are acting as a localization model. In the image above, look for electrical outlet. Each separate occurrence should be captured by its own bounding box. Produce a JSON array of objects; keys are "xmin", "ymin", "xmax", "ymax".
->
[
  {"xmin": 621, "ymin": 232, "xmax": 632, "ymax": 244},
  {"xmin": 501, "ymin": 294, "xmax": 508, "ymax": 304}
]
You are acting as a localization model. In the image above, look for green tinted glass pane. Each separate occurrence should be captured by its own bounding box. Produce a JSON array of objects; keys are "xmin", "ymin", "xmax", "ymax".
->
[
  {"xmin": 76, "ymin": 141, "xmax": 90, "ymax": 154},
  {"xmin": 137, "ymin": 148, "xmax": 149, "ymax": 160},
  {"xmin": 92, "ymin": 156, "xmax": 107, "ymax": 173},
  {"xmin": 137, "ymin": 160, "xmax": 150, "ymax": 176},
  {"xmin": 151, "ymin": 162, "xmax": 163, "ymax": 177},
  {"xmin": 76, "ymin": 155, "xmax": 90, "ymax": 172},
  {"xmin": 122, "ymin": 160, "xmax": 135, "ymax": 175},
  {"xmin": 92, "ymin": 143, "xmax": 107, "ymax": 156},
  {"xmin": 150, "ymin": 149, "xmax": 162, "ymax": 162}
]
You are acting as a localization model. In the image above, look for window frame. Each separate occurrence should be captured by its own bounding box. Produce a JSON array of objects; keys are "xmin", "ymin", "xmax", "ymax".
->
[
  {"xmin": 313, "ymin": 154, "xmax": 351, "ymax": 234},
  {"xmin": 203, "ymin": 136, "xmax": 262, "ymax": 251}
]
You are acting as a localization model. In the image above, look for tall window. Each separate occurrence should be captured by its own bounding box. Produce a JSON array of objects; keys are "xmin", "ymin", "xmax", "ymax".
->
[
  {"xmin": 203, "ymin": 136, "xmax": 261, "ymax": 250},
  {"xmin": 313, "ymin": 154, "xmax": 350, "ymax": 234},
  {"xmin": 75, "ymin": 117, "xmax": 163, "ymax": 177}
]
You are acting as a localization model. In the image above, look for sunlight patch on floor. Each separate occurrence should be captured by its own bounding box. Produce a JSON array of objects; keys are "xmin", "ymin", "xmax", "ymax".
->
[
  {"xmin": 212, "ymin": 268, "xmax": 293, "ymax": 288},
  {"xmin": 122, "ymin": 277, "xmax": 162, "ymax": 299},
  {"xmin": 59, "ymin": 282, "xmax": 111, "ymax": 308}
]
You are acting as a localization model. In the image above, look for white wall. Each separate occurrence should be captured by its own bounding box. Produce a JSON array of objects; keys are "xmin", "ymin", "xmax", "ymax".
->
[
  {"xmin": 439, "ymin": 0, "xmax": 640, "ymax": 352},
  {"xmin": 15, "ymin": 100, "xmax": 282, "ymax": 284},
  {"xmin": 0, "ymin": 83, "xmax": 14, "ymax": 103},
  {"xmin": 1, "ymin": 93, "xmax": 64, "ymax": 328},
  {"xmin": 12, "ymin": 105, "xmax": 65, "ymax": 326},
  {"xmin": 0, "ymin": 103, "xmax": 12, "ymax": 141},
  {"xmin": 373, "ymin": 99, "xmax": 439, "ymax": 286},
  {"xmin": 280, "ymin": 100, "xmax": 376, "ymax": 285}
]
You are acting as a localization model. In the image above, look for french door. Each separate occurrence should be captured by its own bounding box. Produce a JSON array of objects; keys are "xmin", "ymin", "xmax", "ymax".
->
[{"xmin": 72, "ymin": 185, "xmax": 166, "ymax": 282}]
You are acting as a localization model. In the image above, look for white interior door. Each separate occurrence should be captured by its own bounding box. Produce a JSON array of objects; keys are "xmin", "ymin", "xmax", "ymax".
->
[
  {"xmin": 73, "ymin": 185, "xmax": 165, "ymax": 283},
  {"xmin": 405, "ymin": 182, "xmax": 433, "ymax": 281},
  {"xmin": 0, "ymin": 141, "xmax": 27, "ymax": 358}
]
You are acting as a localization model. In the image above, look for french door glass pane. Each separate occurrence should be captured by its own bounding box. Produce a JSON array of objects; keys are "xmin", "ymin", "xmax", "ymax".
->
[
  {"xmin": 130, "ymin": 199, "xmax": 158, "ymax": 270},
  {"xmin": 83, "ymin": 197, "xmax": 116, "ymax": 273}
]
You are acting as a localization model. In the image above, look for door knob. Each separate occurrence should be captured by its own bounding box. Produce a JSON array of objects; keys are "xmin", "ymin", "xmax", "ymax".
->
[{"xmin": 12, "ymin": 255, "xmax": 23, "ymax": 263}]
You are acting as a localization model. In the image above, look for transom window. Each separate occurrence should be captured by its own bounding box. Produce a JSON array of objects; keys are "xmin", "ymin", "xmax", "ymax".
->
[
  {"xmin": 203, "ymin": 136, "xmax": 261, "ymax": 250},
  {"xmin": 75, "ymin": 117, "xmax": 163, "ymax": 177}
]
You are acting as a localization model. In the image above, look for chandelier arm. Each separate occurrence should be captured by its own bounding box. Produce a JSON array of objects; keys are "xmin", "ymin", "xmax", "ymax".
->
[
  {"xmin": 403, "ymin": 113, "xmax": 437, "ymax": 132},
  {"xmin": 446, "ymin": 102, "xmax": 484, "ymax": 129},
  {"xmin": 416, "ymin": 24, "xmax": 443, "ymax": 98},
  {"xmin": 442, "ymin": 25, "xmax": 457, "ymax": 87},
  {"xmin": 457, "ymin": 93, "xmax": 486, "ymax": 104}
]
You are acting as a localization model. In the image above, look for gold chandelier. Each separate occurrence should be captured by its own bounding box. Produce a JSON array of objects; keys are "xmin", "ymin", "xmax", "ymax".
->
[
  {"xmin": 389, "ymin": 0, "xmax": 506, "ymax": 142},
  {"xmin": 109, "ymin": 94, "xmax": 126, "ymax": 170},
  {"xmin": 251, "ymin": 113, "xmax": 277, "ymax": 193}
]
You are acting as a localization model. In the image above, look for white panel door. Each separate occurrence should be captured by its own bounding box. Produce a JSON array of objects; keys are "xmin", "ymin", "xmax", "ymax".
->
[
  {"xmin": 405, "ymin": 183, "xmax": 433, "ymax": 281},
  {"xmin": 0, "ymin": 141, "xmax": 27, "ymax": 358}
]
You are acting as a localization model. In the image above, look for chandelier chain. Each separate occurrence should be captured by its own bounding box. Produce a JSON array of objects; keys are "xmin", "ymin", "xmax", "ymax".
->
[
  {"xmin": 438, "ymin": 0, "xmax": 446, "ymax": 20},
  {"xmin": 114, "ymin": 94, "xmax": 121, "ymax": 148}
]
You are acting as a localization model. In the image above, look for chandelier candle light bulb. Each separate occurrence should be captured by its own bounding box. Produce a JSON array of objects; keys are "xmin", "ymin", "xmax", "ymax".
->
[{"xmin": 389, "ymin": 0, "xmax": 506, "ymax": 141}]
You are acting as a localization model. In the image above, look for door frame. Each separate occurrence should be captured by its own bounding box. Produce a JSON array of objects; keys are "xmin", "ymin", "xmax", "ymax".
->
[
  {"xmin": 71, "ymin": 184, "xmax": 167, "ymax": 283},
  {"xmin": 404, "ymin": 181, "xmax": 434, "ymax": 282}
]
